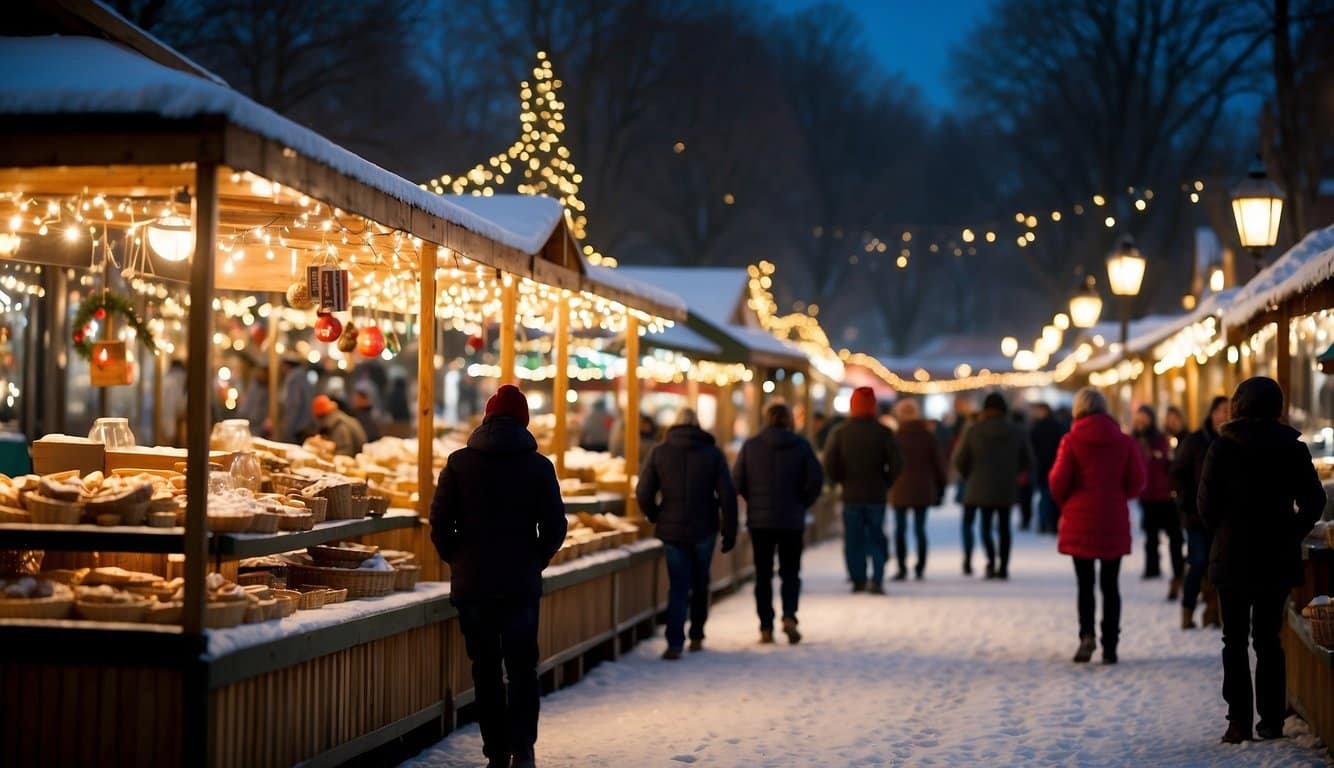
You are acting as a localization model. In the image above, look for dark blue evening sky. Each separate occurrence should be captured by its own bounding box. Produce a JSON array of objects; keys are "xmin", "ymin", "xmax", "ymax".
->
[{"xmin": 771, "ymin": 0, "xmax": 997, "ymax": 108}]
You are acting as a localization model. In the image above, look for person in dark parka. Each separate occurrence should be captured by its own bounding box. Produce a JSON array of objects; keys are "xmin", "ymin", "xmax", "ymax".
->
[
  {"xmin": 1133, "ymin": 405, "xmax": 1184, "ymax": 596},
  {"xmin": 735, "ymin": 402, "xmax": 824, "ymax": 645},
  {"xmin": 636, "ymin": 409, "xmax": 738, "ymax": 659},
  {"xmin": 824, "ymin": 386, "xmax": 904, "ymax": 593},
  {"xmin": 1171, "ymin": 395, "xmax": 1228, "ymax": 629},
  {"xmin": 1199, "ymin": 377, "xmax": 1326, "ymax": 744},
  {"xmin": 888, "ymin": 398, "xmax": 947, "ymax": 580},
  {"xmin": 953, "ymin": 392, "xmax": 1033, "ymax": 579},
  {"xmin": 1029, "ymin": 402, "xmax": 1068, "ymax": 535},
  {"xmin": 430, "ymin": 384, "xmax": 567, "ymax": 768}
]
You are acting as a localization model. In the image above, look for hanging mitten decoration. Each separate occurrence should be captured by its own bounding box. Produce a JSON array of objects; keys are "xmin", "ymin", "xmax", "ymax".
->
[
  {"xmin": 313, "ymin": 312, "xmax": 342, "ymax": 343},
  {"xmin": 336, "ymin": 321, "xmax": 359, "ymax": 353},
  {"xmin": 357, "ymin": 325, "xmax": 385, "ymax": 358}
]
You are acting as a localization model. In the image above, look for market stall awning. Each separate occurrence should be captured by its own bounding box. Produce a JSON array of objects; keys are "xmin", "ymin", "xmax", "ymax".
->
[
  {"xmin": 615, "ymin": 266, "xmax": 809, "ymax": 368},
  {"xmin": 0, "ymin": 34, "xmax": 565, "ymax": 283},
  {"xmin": 1223, "ymin": 224, "xmax": 1334, "ymax": 336},
  {"xmin": 642, "ymin": 322, "xmax": 723, "ymax": 358}
]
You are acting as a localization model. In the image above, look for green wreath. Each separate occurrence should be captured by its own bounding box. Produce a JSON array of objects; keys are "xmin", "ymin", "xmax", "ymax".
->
[{"xmin": 72, "ymin": 291, "xmax": 157, "ymax": 360}]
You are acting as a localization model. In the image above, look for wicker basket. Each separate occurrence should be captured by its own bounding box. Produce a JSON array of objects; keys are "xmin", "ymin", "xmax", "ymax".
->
[
  {"xmin": 204, "ymin": 600, "xmax": 248, "ymax": 629},
  {"xmin": 0, "ymin": 505, "xmax": 31, "ymax": 524},
  {"xmin": 294, "ymin": 495, "xmax": 327, "ymax": 523},
  {"xmin": 27, "ymin": 496, "xmax": 83, "ymax": 525},
  {"xmin": 308, "ymin": 544, "xmax": 378, "ymax": 568},
  {"xmin": 349, "ymin": 481, "xmax": 368, "ymax": 497},
  {"xmin": 366, "ymin": 496, "xmax": 390, "ymax": 517},
  {"xmin": 0, "ymin": 549, "xmax": 43, "ymax": 576},
  {"xmin": 320, "ymin": 484, "xmax": 354, "ymax": 519},
  {"xmin": 348, "ymin": 495, "xmax": 369, "ymax": 519},
  {"xmin": 207, "ymin": 512, "xmax": 255, "ymax": 533},
  {"xmin": 75, "ymin": 599, "xmax": 149, "ymax": 623},
  {"xmin": 1308, "ymin": 603, "xmax": 1334, "ymax": 649},
  {"xmin": 144, "ymin": 602, "xmax": 182, "ymax": 625},
  {"xmin": 324, "ymin": 587, "xmax": 349, "ymax": 604},
  {"xmin": 287, "ymin": 563, "xmax": 394, "ymax": 599},
  {"xmin": 244, "ymin": 598, "xmax": 278, "ymax": 624},
  {"xmin": 236, "ymin": 571, "xmax": 274, "ymax": 588},
  {"xmin": 393, "ymin": 564, "xmax": 420, "ymax": 591},
  {"xmin": 285, "ymin": 586, "xmax": 328, "ymax": 610},
  {"xmin": 271, "ymin": 474, "xmax": 311, "ymax": 496},
  {"xmin": 273, "ymin": 593, "xmax": 297, "ymax": 618},
  {"xmin": 278, "ymin": 511, "xmax": 315, "ymax": 531},
  {"xmin": 248, "ymin": 511, "xmax": 282, "ymax": 534},
  {"xmin": 0, "ymin": 594, "xmax": 73, "ymax": 619}
]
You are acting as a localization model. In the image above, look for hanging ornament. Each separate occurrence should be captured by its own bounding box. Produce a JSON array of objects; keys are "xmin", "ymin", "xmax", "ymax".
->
[
  {"xmin": 357, "ymin": 325, "xmax": 385, "ymax": 358},
  {"xmin": 250, "ymin": 324, "xmax": 267, "ymax": 346},
  {"xmin": 336, "ymin": 321, "xmax": 359, "ymax": 353},
  {"xmin": 286, "ymin": 281, "xmax": 315, "ymax": 310},
  {"xmin": 385, "ymin": 329, "xmax": 402, "ymax": 357},
  {"xmin": 313, "ymin": 313, "xmax": 342, "ymax": 343},
  {"xmin": 93, "ymin": 307, "xmax": 107, "ymax": 321},
  {"xmin": 466, "ymin": 335, "xmax": 485, "ymax": 354}
]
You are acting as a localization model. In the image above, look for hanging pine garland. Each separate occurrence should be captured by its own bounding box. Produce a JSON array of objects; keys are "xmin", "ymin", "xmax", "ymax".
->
[{"xmin": 71, "ymin": 291, "xmax": 157, "ymax": 360}]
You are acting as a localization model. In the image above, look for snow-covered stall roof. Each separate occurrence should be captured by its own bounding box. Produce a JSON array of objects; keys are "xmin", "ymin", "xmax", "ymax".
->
[
  {"xmin": 583, "ymin": 264, "xmax": 687, "ymax": 319},
  {"xmin": 1223, "ymin": 224, "xmax": 1334, "ymax": 332},
  {"xmin": 1079, "ymin": 314, "xmax": 1197, "ymax": 372},
  {"xmin": 0, "ymin": 36, "xmax": 557, "ymax": 256},
  {"xmin": 440, "ymin": 194, "xmax": 567, "ymax": 257},
  {"xmin": 641, "ymin": 323, "xmax": 724, "ymax": 357}
]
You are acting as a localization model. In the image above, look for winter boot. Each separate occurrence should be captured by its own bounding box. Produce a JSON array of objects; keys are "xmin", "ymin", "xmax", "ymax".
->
[
  {"xmin": 1256, "ymin": 721, "xmax": 1285, "ymax": 740},
  {"xmin": 869, "ymin": 582, "xmax": 886, "ymax": 595},
  {"xmin": 689, "ymin": 639, "xmax": 704, "ymax": 653},
  {"xmin": 1167, "ymin": 578, "xmax": 1182, "ymax": 601},
  {"xmin": 962, "ymin": 560, "xmax": 973, "ymax": 577},
  {"xmin": 782, "ymin": 617, "xmax": 802, "ymax": 645},
  {"xmin": 661, "ymin": 647, "xmax": 682, "ymax": 661},
  {"xmin": 1220, "ymin": 721, "xmax": 1252, "ymax": 744},
  {"xmin": 914, "ymin": 564, "xmax": 925, "ymax": 580},
  {"xmin": 1181, "ymin": 607, "xmax": 1197, "ymax": 630},
  {"xmin": 1102, "ymin": 645, "xmax": 1118, "ymax": 665},
  {"xmin": 1072, "ymin": 635, "xmax": 1096, "ymax": 663},
  {"xmin": 509, "ymin": 750, "xmax": 536, "ymax": 768},
  {"xmin": 984, "ymin": 562, "xmax": 997, "ymax": 580},
  {"xmin": 850, "ymin": 581, "xmax": 867, "ymax": 594},
  {"xmin": 759, "ymin": 629, "xmax": 774, "ymax": 644},
  {"xmin": 891, "ymin": 570, "xmax": 907, "ymax": 582},
  {"xmin": 1201, "ymin": 584, "xmax": 1221, "ymax": 627}
]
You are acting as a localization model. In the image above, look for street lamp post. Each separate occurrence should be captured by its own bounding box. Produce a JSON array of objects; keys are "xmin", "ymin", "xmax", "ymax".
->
[
  {"xmin": 1106, "ymin": 235, "xmax": 1146, "ymax": 348},
  {"xmin": 1230, "ymin": 156, "xmax": 1285, "ymax": 275}
]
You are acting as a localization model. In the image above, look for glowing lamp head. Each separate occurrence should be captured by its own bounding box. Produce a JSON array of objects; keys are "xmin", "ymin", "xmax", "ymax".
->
[
  {"xmin": 1209, "ymin": 265, "xmax": 1226, "ymax": 293},
  {"xmin": 147, "ymin": 215, "xmax": 194, "ymax": 263},
  {"xmin": 1000, "ymin": 336, "xmax": 1019, "ymax": 357},
  {"xmin": 1106, "ymin": 236, "xmax": 1146, "ymax": 297},
  {"xmin": 1230, "ymin": 160, "xmax": 1284, "ymax": 250},
  {"xmin": 1069, "ymin": 278, "xmax": 1103, "ymax": 329}
]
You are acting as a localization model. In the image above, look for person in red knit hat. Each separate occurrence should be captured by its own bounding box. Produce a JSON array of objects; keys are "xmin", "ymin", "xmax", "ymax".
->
[
  {"xmin": 430, "ymin": 383, "xmax": 566, "ymax": 768},
  {"xmin": 822, "ymin": 386, "xmax": 903, "ymax": 594}
]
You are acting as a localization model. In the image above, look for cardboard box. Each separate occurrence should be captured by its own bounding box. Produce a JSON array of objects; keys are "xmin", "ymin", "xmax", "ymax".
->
[
  {"xmin": 32, "ymin": 435, "xmax": 106, "ymax": 476},
  {"xmin": 104, "ymin": 447, "xmax": 232, "ymax": 474}
]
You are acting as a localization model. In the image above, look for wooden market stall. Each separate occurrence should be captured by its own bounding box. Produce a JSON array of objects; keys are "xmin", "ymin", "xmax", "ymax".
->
[{"xmin": 0, "ymin": 5, "xmax": 686, "ymax": 767}]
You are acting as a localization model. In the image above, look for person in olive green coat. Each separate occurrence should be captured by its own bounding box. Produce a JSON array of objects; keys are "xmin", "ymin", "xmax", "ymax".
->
[{"xmin": 952, "ymin": 392, "xmax": 1033, "ymax": 579}]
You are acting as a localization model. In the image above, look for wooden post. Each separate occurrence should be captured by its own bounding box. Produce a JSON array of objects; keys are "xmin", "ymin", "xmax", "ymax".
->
[
  {"xmin": 802, "ymin": 369, "xmax": 814, "ymax": 441},
  {"xmin": 1276, "ymin": 309, "xmax": 1292, "ymax": 419},
  {"xmin": 500, "ymin": 274, "xmax": 517, "ymax": 385},
  {"xmin": 553, "ymin": 293, "xmax": 570, "ymax": 478},
  {"xmin": 267, "ymin": 292, "xmax": 280, "ymax": 436},
  {"xmin": 152, "ymin": 352, "xmax": 165, "ymax": 445},
  {"xmin": 717, "ymin": 382, "xmax": 735, "ymax": 447},
  {"xmin": 417, "ymin": 245, "xmax": 438, "ymax": 519},
  {"xmin": 1185, "ymin": 356, "xmax": 1201, "ymax": 427},
  {"xmin": 182, "ymin": 163, "xmax": 218, "ymax": 636},
  {"xmin": 685, "ymin": 376, "xmax": 700, "ymax": 413},
  {"xmin": 624, "ymin": 314, "xmax": 641, "ymax": 518}
]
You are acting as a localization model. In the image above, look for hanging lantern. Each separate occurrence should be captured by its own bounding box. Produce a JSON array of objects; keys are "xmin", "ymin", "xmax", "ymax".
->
[
  {"xmin": 1105, "ymin": 236, "xmax": 1146, "ymax": 297},
  {"xmin": 146, "ymin": 215, "xmax": 194, "ymax": 263},
  {"xmin": 1230, "ymin": 157, "xmax": 1284, "ymax": 251},
  {"xmin": 357, "ymin": 325, "xmax": 386, "ymax": 358},
  {"xmin": 1069, "ymin": 277, "xmax": 1103, "ymax": 329},
  {"xmin": 313, "ymin": 313, "xmax": 342, "ymax": 343},
  {"xmin": 336, "ymin": 321, "xmax": 359, "ymax": 353}
]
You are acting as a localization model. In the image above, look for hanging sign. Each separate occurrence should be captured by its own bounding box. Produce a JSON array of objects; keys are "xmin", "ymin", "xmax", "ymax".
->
[
  {"xmin": 90, "ymin": 341, "xmax": 132, "ymax": 387},
  {"xmin": 318, "ymin": 266, "xmax": 349, "ymax": 312},
  {"xmin": 306, "ymin": 264, "xmax": 322, "ymax": 302}
]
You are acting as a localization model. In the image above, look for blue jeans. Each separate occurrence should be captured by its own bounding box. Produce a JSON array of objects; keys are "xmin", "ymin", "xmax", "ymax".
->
[
  {"xmin": 1036, "ymin": 480, "xmax": 1060, "ymax": 534},
  {"xmin": 843, "ymin": 503, "xmax": 888, "ymax": 585},
  {"xmin": 1182, "ymin": 528, "xmax": 1212, "ymax": 611},
  {"xmin": 663, "ymin": 535, "xmax": 716, "ymax": 650}
]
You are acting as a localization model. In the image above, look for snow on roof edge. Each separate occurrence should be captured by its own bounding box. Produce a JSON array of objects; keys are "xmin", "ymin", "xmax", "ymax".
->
[{"xmin": 1222, "ymin": 225, "xmax": 1334, "ymax": 332}]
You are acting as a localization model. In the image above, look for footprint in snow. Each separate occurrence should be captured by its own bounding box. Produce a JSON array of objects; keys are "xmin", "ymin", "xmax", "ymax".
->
[{"xmin": 670, "ymin": 755, "xmax": 697, "ymax": 764}]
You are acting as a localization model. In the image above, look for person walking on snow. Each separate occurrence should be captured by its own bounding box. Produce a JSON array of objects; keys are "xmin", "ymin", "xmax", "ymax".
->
[
  {"xmin": 1172, "ymin": 395, "xmax": 1228, "ymax": 630},
  {"xmin": 1132, "ymin": 405, "xmax": 1184, "ymax": 598},
  {"xmin": 952, "ymin": 392, "xmax": 1032, "ymax": 580},
  {"xmin": 1028, "ymin": 402, "xmax": 1067, "ymax": 535},
  {"xmin": 736, "ymin": 402, "xmax": 824, "ymax": 644},
  {"xmin": 888, "ymin": 398, "xmax": 947, "ymax": 580},
  {"xmin": 1198, "ymin": 377, "xmax": 1325, "ymax": 744},
  {"xmin": 1050, "ymin": 387, "xmax": 1146, "ymax": 665},
  {"xmin": 429, "ymin": 384, "xmax": 567, "ymax": 768},
  {"xmin": 636, "ymin": 409, "xmax": 738, "ymax": 660},
  {"xmin": 823, "ymin": 387, "xmax": 903, "ymax": 594}
]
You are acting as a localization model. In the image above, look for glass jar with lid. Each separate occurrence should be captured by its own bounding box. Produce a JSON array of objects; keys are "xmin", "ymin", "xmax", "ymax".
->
[
  {"xmin": 228, "ymin": 451, "xmax": 262, "ymax": 493},
  {"xmin": 88, "ymin": 417, "xmax": 135, "ymax": 449},
  {"xmin": 210, "ymin": 419, "xmax": 253, "ymax": 452}
]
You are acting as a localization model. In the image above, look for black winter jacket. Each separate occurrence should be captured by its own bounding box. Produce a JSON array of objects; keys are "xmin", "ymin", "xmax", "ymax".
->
[
  {"xmin": 1171, "ymin": 420, "xmax": 1217, "ymax": 531},
  {"xmin": 822, "ymin": 417, "xmax": 903, "ymax": 504},
  {"xmin": 1199, "ymin": 418, "xmax": 1325, "ymax": 589},
  {"xmin": 429, "ymin": 416, "xmax": 567, "ymax": 600},
  {"xmin": 735, "ymin": 426, "xmax": 824, "ymax": 530},
  {"xmin": 1029, "ymin": 415, "xmax": 1067, "ymax": 480},
  {"xmin": 636, "ymin": 425, "xmax": 738, "ymax": 545}
]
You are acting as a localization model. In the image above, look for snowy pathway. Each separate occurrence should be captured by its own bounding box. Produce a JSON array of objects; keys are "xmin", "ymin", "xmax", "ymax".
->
[{"xmin": 402, "ymin": 503, "xmax": 1331, "ymax": 767}]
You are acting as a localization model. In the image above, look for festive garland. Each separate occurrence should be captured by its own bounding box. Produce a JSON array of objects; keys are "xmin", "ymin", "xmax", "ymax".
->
[{"xmin": 72, "ymin": 291, "xmax": 157, "ymax": 360}]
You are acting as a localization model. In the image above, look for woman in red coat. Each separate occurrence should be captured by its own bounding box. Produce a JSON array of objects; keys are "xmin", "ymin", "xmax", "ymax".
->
[{"xmin": 1050, "ymin": 387, "xmax": 1146, "ymax": 664}]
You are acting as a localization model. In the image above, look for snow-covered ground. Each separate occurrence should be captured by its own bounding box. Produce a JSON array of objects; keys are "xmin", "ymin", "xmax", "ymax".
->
[{"xmin": 402, "ymin": 501, "xmax": 1331, "ymax": 768}]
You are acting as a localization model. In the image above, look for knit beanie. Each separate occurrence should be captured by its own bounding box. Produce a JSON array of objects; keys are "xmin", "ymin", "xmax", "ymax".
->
[
  {"xmin": 850, "ymin": 387, "xmax": 877, "ymax": 419},
  {"xmin": 485, "ymin": 384, "xmax": 530, "ymax": 426}
]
